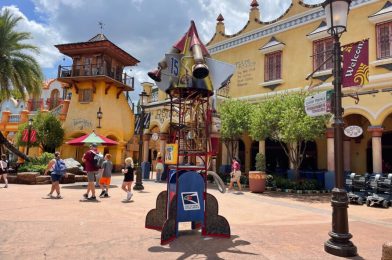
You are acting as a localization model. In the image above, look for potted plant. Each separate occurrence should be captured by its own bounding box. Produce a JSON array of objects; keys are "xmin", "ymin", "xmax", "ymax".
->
[{"xmin": 249, "ymin": 152, "xmax": 267, "ymax": 193}]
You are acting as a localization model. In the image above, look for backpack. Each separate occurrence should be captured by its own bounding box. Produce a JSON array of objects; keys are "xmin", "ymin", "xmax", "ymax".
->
[
  {"xmin": 93, "ymin": 152, "xmax": 104, "ymax": 168},
  {"xmin": 54, "ymin": 159, "xmax": 66, "ymax": 175}
]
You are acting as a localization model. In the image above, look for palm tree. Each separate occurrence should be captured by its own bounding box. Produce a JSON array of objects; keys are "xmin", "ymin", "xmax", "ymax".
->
[{"xmin": 0, "ymin": 9, "xmax": 43, "ymax": 161}]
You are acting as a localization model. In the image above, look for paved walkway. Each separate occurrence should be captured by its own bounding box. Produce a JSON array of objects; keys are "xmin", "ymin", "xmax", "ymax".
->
[{"xmin": 0, "ymin": 174, "xmax": 391, "ymax": 259}]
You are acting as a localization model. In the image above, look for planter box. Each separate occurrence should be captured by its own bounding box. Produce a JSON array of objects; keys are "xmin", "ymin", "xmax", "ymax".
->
[
  {"xmin": 17, "ymin": 172, "xmax": 40, "ymax": 185},
  {"xmin": 36, "ymin": 175, "xmax": 51, "ymax": 185},
  {"xmin": 248, "ymin": 171, "xmax": 266, "ymax": 193}
]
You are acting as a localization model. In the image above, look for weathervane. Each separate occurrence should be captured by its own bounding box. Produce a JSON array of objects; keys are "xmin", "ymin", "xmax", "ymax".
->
[{"xmin": 98, "ymin": 21, "xmax": 104, "ymax": 34}]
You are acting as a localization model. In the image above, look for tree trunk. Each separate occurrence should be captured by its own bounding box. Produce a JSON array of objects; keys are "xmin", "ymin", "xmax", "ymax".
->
[{"xmin": 0, "ymin": 132, "xmax": 29, "ymax": 161}]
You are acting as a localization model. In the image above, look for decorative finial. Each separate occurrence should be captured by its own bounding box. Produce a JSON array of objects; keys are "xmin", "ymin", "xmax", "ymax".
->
[
  {"xmin": 251, "ymin": 0, "xmax": 259, "ymax": 8},
  {"xmin": 98, "ymin": 21, "xmax": 104, "ymax": 34},
  {"xmin": 217, "ymin": 13, "xmax": 224, "ymax": 22}
]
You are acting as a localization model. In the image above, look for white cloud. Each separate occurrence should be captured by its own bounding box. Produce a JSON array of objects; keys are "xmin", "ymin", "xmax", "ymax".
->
[
  {"xmin": 1, "ymin": 5, "xmax": 64, "ymax": 70},
  {"xmin": 3, "ymin": 0, "xmax": 325, "ymax": 100}
]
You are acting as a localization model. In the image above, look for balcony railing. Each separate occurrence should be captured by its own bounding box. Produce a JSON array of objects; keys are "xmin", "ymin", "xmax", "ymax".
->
[
  {"xmin": 58, "ymin": 64, "xmax": 134, "ymax": 88},
  {"xmin": 8, "ymin": 114, "xmax": 20, "ymax": 123},
  {"xmin": 50, "ymin": 104, "xmax": 64, "ymax": 117}
]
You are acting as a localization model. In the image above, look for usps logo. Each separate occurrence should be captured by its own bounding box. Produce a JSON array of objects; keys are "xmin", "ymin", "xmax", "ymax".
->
[{"xmin": 181, "ymin": 192, "xmax": 200, "ymax": 211}]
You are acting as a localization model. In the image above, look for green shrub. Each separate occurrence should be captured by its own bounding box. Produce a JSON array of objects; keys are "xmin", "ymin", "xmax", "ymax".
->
[
  {"xmin": 255, "ymin": 153, "xmax": 266, "ymax": 171},
  {"xmin": 18, "ymin": 164, "xmax": 47, "ymax": 174},
  {"xmin": 268, "ymin": 174, "xmax": 322, "ymax": 190},
  {"xmin": 30, "ymin": 152, "xmax": 54, "ymax": 165},
  {"xmin": 18, "ymin": 152, "xmax": 54, "ymax": 175}
]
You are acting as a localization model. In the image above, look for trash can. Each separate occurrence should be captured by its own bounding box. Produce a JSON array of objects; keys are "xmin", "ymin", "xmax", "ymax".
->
[{"xmin": 141, "ymin": 161, "xmax": 151, "ymax": 180}]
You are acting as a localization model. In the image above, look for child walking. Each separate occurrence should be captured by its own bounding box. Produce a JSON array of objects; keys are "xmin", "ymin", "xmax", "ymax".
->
[
  {"xmin": 122, "ymin": 157, "xmax": 134, "ymax": 201},
  {"xmin": 99, "ymin": 154, "xmax": 113, "ymax": 198},
  {"xmin": 0, "ymin": 154, "xmax": 9, "ymax": 188}
]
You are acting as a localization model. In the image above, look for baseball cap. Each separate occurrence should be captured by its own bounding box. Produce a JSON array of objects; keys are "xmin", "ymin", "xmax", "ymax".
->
[{"xmin": 90, "ymin": 143, "xmax": 97, "ymax": 148}]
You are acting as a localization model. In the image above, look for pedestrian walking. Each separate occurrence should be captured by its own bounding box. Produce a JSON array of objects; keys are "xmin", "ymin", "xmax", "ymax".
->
[
  {"xmin": 99, "ymin": 153, "xmax": 113, "ymax": 198},
  {"xmin": 44, "ymin": 151, "xmax": 67, "ymax": 198},
  {"xmin": 82, "ymin": 143, "xmax": 99, "ymax": 200},
  {"xmin": 122, "ymin": 157, "xmax": 134, "ymax": 201},
  {"xmin": 228, "ymin": 157, "xmax": 242, "ymax": 192},
  {"xmin": 0, "ymin": 154, "xmax": 9, "ymax": 188},
  {"xmin": 95, "ymin": 152, "xmax": 104, "ymax": 188},
  {"xmin": 155, "ymin": 154, "xmax": 164, "ymax": 182}
]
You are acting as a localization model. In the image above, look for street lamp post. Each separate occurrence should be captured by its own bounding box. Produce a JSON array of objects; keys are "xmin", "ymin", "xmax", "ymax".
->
[
  {"xmin": 97, "ymin": 107, "xmax": 103, "ymax": 128},
  {"xmin": 323, "ymin": 0, "xmax": 357, "ymax": 257},
  {"xmin": 26, "ymin": 118, "xmax": 33, "ymax": 155},
  {"xmin": 134, "ymin": 90, "xmax": 149, "ymax": 191}
]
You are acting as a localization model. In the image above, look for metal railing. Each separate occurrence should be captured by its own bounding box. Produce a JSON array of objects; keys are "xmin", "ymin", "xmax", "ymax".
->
[
  {"xmin": 8, "ymin": 114, "xmax": 20, "ymax": 123},
  {"xmin": 50, "ymin": 104, "xmax": 64, "ymax": 117},
  {"xmin": 58, "ymin": 64, "xmax": 134, "ymax": 87}
]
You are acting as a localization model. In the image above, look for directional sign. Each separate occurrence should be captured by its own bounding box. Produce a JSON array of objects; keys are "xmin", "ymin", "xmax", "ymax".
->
[
  {"xmin": 22, "ymin": 129, "xmax": 37, "ymax": 142},
  {"xmin": 305, "ymin": 90, "xmax": 333, "ymax": 117}
]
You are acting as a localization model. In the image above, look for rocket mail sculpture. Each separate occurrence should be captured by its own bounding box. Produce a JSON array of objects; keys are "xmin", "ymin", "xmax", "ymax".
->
[{"xmin": 145, "ymin": 21, "xmax": 235, "ymax": 245}]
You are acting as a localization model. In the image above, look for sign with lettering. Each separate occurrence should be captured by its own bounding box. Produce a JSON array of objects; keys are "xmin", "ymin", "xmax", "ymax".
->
[
  {"xmin": 304, "ymin": 90, "xmax": 333, "ymax": 117},
  {"xmin": 235, "ymin": 59, "xmax": 256, "ymax": 87},
  {"xmin": 342, "ymin": 39, "xmax": 369, "ymax": 88},
  {"xmin": 344, "ymin": 125, "xmax": 363, "ymax": 138},
  {"xmin": 73, "ymin": 119, "xmax": 92, "ymax": 130}
]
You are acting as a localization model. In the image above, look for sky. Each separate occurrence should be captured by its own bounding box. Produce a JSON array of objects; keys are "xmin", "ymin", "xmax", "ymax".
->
[{"xmin": 0, "ymin": 0, "xmax": 323, "ymax": 101}]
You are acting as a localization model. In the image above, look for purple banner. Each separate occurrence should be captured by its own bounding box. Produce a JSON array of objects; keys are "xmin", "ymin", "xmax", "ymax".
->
[{"xmin": 342, "ymin": 39, "xmax": 369, "ymax": 88}]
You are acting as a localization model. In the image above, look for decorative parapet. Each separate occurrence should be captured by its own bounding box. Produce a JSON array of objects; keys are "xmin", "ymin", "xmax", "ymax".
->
[{"xmin": 59, "ymin": 100, "xmax": 70, "ymax": 121}]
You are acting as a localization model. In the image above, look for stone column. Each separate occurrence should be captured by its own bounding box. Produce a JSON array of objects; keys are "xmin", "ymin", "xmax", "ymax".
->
[
  {"xmin": 326, "ymin": 128, "xmax": 335, "ymax": 172},
  {"xmin": 20, "ymin": 110, "xmax": 29, "ymax": 124},
  {"xmin": 368, "ymin": 126, "xmax": 384, "ymax": 173},
  {"xmin": 343, "ymin": 137, "xmax": 351, "ymax": 172},
  {"xmin": 142, "ymin": 134, "xmax": 151, "ymax": 162},
  {"xmin": 221, "ymin": 143, "xmax": 228, "ymax": 165},
  {"xmin": 60, "ymin": 99, "xmax": 70, "ymax": 121},
  {"xmin": 159, "ymin": 133, "xmax": 168, "ymax": 159},
  {"xmin": 1, "ymin": 110, "xmax": 11, "ymax": 130}
]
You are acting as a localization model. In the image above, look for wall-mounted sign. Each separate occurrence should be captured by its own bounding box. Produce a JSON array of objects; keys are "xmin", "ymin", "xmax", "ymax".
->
[
  {"xmin": 165, "ymin": 143, "xmax": 178, "ymax": 165},
  {"xmin": 305, "ymin": 90, "xmax": 333, "ymax": 117},
  {"xmin": 344, "ymin": 125, "xmax": 363, "ymax": 138},
  {"xmin": 73, "ymin": 118, "xmax": 92, "ymax": 130}
]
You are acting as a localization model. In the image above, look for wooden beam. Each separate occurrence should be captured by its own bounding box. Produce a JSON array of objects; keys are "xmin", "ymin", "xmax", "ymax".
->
[
  {"xmin": 105, "ymin": 83, "xmax": 111, "ymax": 95},
  {"xmin": 72, "ymin": 81, "xmax": 79, "ymax": 94},
  {"xmin": 92, "ymin": 80, "xmax": 96, "ymax": 93},
  {"xmin": 116, "ymin": 88, "xmax": 123, "ymax": 99}
]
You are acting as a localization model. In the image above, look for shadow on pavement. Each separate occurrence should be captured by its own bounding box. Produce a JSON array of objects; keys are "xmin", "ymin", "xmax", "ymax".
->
[
  {"xmin": 148, "ymin": 234, "xmax": 259, "ymax": 260},
  {"xmin": 62, "ymin": 184, "xmax": 118, "ymax": 189}
]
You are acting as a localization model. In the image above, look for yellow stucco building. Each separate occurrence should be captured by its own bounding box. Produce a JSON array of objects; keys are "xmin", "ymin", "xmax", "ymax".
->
[
  {"xmin": 56, "ymin": 33, "xmax": 139, "ymax": 170},
  {"xmin": 206, "ymin": 0, "xmax": 392, "ymax": 175},
  {"xmin": 141, "ymin": 0, "xmax": 392, "ymax": 177}
]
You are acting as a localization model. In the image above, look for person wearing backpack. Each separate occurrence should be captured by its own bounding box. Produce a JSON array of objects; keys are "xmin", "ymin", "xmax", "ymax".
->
[
  {"xmin": 82, "ymin": 143, "xmax": 99, "ymax": 200},
  {"xmin": 94, "ymin": 152, "xmax": 104, "ymax": 188},
  {"xmin": 44, "ymin": 151, "xmax": 67, "ymax": 199},
  {"xmin": 0, "ymin": 154, "xmax": 9, "ymax": 188}
]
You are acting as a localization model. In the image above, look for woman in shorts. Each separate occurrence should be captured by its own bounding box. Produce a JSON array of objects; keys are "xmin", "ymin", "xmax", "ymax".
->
[
  {"xmin": 0, "ymin": 154, "xmax": 9, "ymax": 188},
  {"xmin": 228, "ymin": 157, "xmax": 242, "ymax": 192}
]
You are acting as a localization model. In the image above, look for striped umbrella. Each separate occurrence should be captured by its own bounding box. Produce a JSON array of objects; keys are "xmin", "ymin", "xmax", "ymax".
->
[{"xmin": 66, "ymin": 131, "xmax": 118, "ymax": 146}]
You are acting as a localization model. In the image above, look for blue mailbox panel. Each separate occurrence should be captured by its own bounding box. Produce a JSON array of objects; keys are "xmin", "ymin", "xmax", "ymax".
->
[{"xmin": 176, "ymin": 171, "xmax": 205, "ymax": 223}]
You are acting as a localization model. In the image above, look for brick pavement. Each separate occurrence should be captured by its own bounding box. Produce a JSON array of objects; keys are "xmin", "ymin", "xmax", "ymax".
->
[{"xmin": 0, "ymin": 174, "xmax": 391, "ymax": 259}]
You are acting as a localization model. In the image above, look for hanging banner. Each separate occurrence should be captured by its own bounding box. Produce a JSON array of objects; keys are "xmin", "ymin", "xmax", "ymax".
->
[
  {"xmin": 134, "ymin": 113, "xmax": 151, "ymax": 134},
  {"xmin": 342, "ymin": 39, "xmax": 369, "ymax": 88}
]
